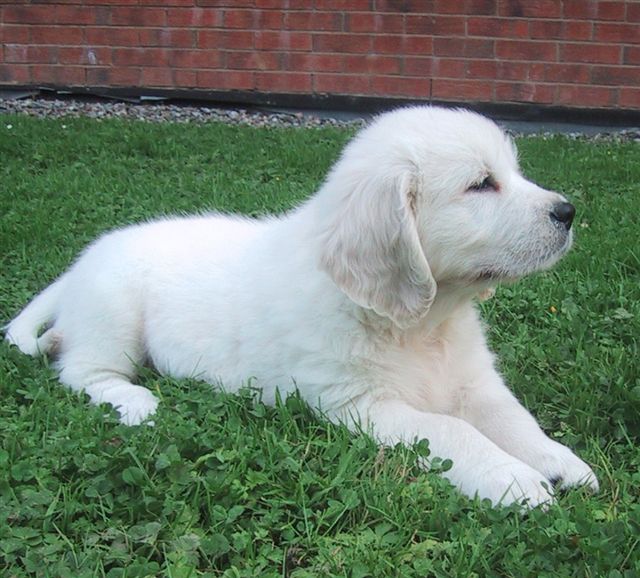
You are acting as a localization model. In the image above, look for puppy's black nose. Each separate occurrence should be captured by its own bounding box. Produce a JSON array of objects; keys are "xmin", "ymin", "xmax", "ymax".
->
[{"xmin": 550, "ymin": 202, "xmax": 575, "ymax": 230}]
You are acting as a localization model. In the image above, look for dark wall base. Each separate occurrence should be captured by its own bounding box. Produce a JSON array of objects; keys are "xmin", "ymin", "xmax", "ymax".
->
[{"xmin": 3, "ymin": 84, "xmax": 640, "ymax": 128}]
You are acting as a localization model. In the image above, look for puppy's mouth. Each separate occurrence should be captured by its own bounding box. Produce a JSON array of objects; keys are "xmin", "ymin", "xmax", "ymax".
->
[
  {"xmin": 473, "ymin": 232, "xmax": 573, "ymax": 284},
  {"xmin": 475, "ymin": 269, "xmax": 509, "ymax": 282},
  {"xmin": 473, "ymin": 268, "xmax": 518, "ymax": 284}
]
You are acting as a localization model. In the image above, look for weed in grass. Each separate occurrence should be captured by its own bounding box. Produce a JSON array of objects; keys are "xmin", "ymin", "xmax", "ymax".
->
[{"xmin": 1, "ymin": 116, "xmax": 639, "ymax": 577}]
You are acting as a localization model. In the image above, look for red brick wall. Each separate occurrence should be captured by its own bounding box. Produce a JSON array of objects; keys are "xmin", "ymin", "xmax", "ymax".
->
[{"xmin": 1, "ymin": 1, "xmax": 639, "ymax": 111}]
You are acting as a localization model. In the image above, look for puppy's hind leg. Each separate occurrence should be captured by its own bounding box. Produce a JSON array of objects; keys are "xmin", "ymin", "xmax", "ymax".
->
[
  {"xmin": 59, "ymin": 349, "xmax": 158, "ymax": 426},
  {"xmin": 56, "ymin": 310, "xmax": 158, "ymax": 425}
]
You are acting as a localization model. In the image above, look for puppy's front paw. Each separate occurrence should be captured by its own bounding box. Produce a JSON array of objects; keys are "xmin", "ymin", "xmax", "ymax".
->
[
  {"xmin": 474, "ymin": 461, "xmax": 555, "ymax": 508},
  {"xmin": 528, "ymin": 440, "xmax": 599, "ymax": 493},
  {"xmin": 114, "ymin": 387, "xmax": 159, "ymax": 426}
]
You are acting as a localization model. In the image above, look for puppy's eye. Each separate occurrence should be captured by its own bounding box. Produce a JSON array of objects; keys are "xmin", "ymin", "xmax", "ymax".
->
[{"xmin": 468, "ymin": 175, "xmax": 498, "ymax": 192}]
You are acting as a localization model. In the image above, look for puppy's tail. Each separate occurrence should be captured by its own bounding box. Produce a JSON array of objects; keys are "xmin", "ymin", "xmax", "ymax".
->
[{"xmin": 4, "ymin": 277, "xmax": 65, "ymax": 356}]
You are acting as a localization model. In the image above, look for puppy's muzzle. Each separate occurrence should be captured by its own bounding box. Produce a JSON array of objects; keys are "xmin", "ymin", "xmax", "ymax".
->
[{"xmin": 550, "ymin": 202, "xmax": 576, "ymax": 231}]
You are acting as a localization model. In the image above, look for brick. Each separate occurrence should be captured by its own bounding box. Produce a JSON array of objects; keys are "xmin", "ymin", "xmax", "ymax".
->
[
  {"xmin": 166, "ymin": 8, "xmax": 223, "ymax": 27},
  {"xmin": 285, "ymin": 53, "xmax": 344, "ymax": 72},
  {"xmin": 623, "ymin": 46, "xmax": 640, "ymax": 66},
  {"xmin": 86, "ymin": 68, "xmax": 111, "ymax": 86},
  {"xmin": 223, "ymin": 30, "xmax": 255, "ymax": 49},
  {"xmin": 561, "ymin": 43, "xmax": 621, "ymax": 64},
  {"xmin": 495, "ymin": 40, "xmax": 556, "ymax": 61},
  {"xmin": 5, "ymin": 45, "xmax": 56, "ymax": 64},
  {"xmin": 344, "ymin": 12, "xmax": 403, "ymax": 33},
  {"xmin": 435, "ymin": 0, "xmax": 494, "ymax": 15},
  {"xmin": 254, "ymin": 31, "xmax": 312, "ymax": 51},
  {"xmin": 373, "ymin": 35, "xmax": 432, "ymax": 55},
  {"xmin": 376, "ymin": 0, "xmax": 434, "ymax": 13},
  {"xmin": 597, "ymin": 2, "xmax": 626, "ymax": 21},
  {"xmin": 431, "ymin": 79, "xmax": 493, "ymax": 101},
  {"xmin": 2, "ymin": 26, "xmax": 30, "ymax": 44},
  {"xmin": 173, "ymin": 70, "xmax": 197, "ymax": 86},
  {"xmin": 498, "ymin": 0, "xmax": 561, "ymax": 18},
  {"xmin": 563, "ymin": 0, "xmax": 598, "ymax": 19},
  {"xmin": 86, "ymin": 27, "xmax": 140, "ymax": 46},
  {"xmin": 403, "ymin": 56, "xmax": 434, "ymax": 77},
  {"xmin": 343, "ymin": 54, "xmax": 402, "ymax": 75},
  {"xmin": 467, "ymin": 17, "xmax": 529, "ymax": 38},
  {"xmin": 561, "ymin": 21, "xmax": 592, "ymax": 41},
  {"xmin": 30, "ymin": 64, "xmax": 86, "ymax": 85},
  {"xmin": 463, "ymin": 0, "xmax": 496, "ymax": 15},
  {"xmin": 618, "ymin": 87, "xmax": 640, "ymax": 108},
  {"xmin": 223, "ymin": 9, "xmax": 282, "ymax": 30},
  {"xmin": 371, "ymin": 75, "xmax": 429, "ymax": 97},
  {"xmin": 4, "ymin": 6, "xmax": 53, "ymax": 24},
  {"xmin": 628, "ymin": 4, "xmax": 640, "ymax": 24},
  {"xmin": 197, "ymin": 30, "xmax": 225, "ymax": 48},
  {"xmin": 226, "ymin": 51, "xmax": 281, "ymax": 70},
  {"xmin": 223, "ymin": 9, "xmax": 258, "ymax": 28},
  {"xmin": 171, "ymin": 50, "xmax": 223, "ymax": 69},
  {"xmin": 31, "ymin": 27, "xmax": 85, "ymax": 45},
  {"xmin": 111, "ymin": 7, "xmax": 166, "ymax": 27},
  {"xmin": 496, "ymin": 61, "xmax": 529, "ymax": 81},
  {"xmin": 56, "ymin": 66, "xmax": 87, "ymax": 85},
  {"xmin": 54, "ymin": 6, "xmax": 99, "ymax": 25},
  {"xmin": 0, "ymin": 64, "xmax": 31, "ymax": 84},
  {"xmin": 113, "ymin": 47, "xmax": 171, "ymax": 67},
  {"xmin": 313, "ymin": 33, "xmax": 372, "ymax": 53},
  {"xmin": 95, "ymin": 7, "xmax": 111, "ymax": 25},
  {"xmin": 434, "ymin": 38, "xmax": 495, "ymax": 58},
  {"xmin": 541, "ymin": 63, "xmax": 591, "ymax": 83},
  {"xmin": 283, "ymin": 11, "xmax": 343, "ymax": 31},
  {"xmin": 39, "ymin": 0, "xmax": 135, "ymax": 3},
  {"xmin": 431, "ymin": 58, "xmax": 466, "ymax": 78},
  {"xmin": 58, "ymin": 46, "xmax": 112, "ymax": 65},
  {"xmin": 495, "ymin": 82, "xmax": 555, "ymax": 104},
  {"xmin": 528, "ymin": 20, "xmax": 562, "ymax": 39},
  {"xmin": 594, "ymin": 23, "xmax": 638, "ymax": 43},
  {"xmin": 556, "ymin": 85, "xmax": 616, "ymax": 107},
  {"xmin": 314, "ymin": 0, "xmax": 372, "ymax": 9},
  {"xmin": 139, "ymin": 28, "xmax": 195, "ymax": 48},
  {"xmin": 141, "ymin": 67, "xmax": 175, "ymax": 87},
  {"xmin": 256, "ymin": 0, "xmax": 313, "ymax": 8},
  {"xmin": 465, "ymin": 59, "xmax": 498, "ymax": 79},
  {"xmin": 109, "ymin": 67, "xmax": 143, "ymax": 86},
  {"xmin": 197, "ymin": 0, "xmax": 254, "ymax": 6},
  {"xmin": 28, "ymin": 65, "xmax": 56, "ymax": 84},
  {"xmin": 139, "ymin": 0, "xmax": 191, "ymax": 5},
  {"xmin": 257, "ymin": 10, "xmax": 284, "ymax": 29},
  {"xmin": 591, "ymin": 66, "xmax": 640, "ymax": 86},
  {"xmin": 313, "ymin": 73, "xmax": 370, "ymax": 94},
  {"xmin": 255, "ymin": 71, "xmax": 312, "ymax": 92},
  {"xmin": 196, "ymin": 69, "xmax": 255, "ymax": 89},
  {"xmin": 495, "ymin": 83, "xmax": 533, "ymax": 103},
  {"xmin": 406, "ymin": 15, "xmax": 465, "ymax": 35},
  {"xmin": 89, "ymin": 0, "xmax": 140, "ymax": 4}
]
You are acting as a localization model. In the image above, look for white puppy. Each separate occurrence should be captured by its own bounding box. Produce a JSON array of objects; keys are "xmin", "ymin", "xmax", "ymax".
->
[{"xmin": 6, "ymin": 106, "xmax": 598, "ymax": 507}]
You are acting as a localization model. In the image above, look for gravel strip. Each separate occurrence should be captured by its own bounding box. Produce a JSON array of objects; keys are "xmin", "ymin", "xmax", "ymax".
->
[
  {"xmin": 1, "ymin": 96, "xmax": 639, "ymax": 141},
  {"xmin": 0, "ymin": 96, "xmax": 364, "ymax": 129}
]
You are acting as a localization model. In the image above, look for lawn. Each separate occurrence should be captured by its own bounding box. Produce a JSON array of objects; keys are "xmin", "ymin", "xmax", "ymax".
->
[{"xmin": 1, "ymin": 113, "xmax": 639, "ymax": 577}]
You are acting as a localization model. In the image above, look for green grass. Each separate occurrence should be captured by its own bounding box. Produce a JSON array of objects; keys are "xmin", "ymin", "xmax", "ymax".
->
[{"xmin": 1, "ymin": 114, "xmax": 639, "ymax": 578}]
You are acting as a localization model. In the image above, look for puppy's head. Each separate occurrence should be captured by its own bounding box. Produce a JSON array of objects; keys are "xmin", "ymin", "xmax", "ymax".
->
[{"xmin": 318, "ymin": 106, "xmax": 574, "ymax": 327}]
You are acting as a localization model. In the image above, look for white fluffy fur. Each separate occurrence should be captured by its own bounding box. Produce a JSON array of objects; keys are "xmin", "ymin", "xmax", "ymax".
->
[{"xmin": 6, "ymin": 106, "xmax": 598, "ymax": 507}]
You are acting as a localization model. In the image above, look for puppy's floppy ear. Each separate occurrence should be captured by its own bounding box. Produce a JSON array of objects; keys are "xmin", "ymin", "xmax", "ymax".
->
[{"xmin": 319, "ymin": 171, "xmax": 436, "ymax": 328}]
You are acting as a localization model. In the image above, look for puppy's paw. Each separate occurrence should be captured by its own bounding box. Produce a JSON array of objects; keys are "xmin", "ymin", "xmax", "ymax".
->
[
  {"xmin": 527, "ymin": 440, "xmax": 599, "ymax": 493},
  {"xmin": 114, "ymin": 388, "xmax": 159, "ymax": 426},
  {"xmin": 474, "ymin": 461, "xmax": 555, "ymax": 508}
]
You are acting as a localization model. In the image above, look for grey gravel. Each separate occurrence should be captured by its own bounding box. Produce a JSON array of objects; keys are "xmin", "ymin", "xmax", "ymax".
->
[
  {"xmin": 1, "ymin": 96, "xmax": 639, "ymax": 142},
  {"xmin": 0, "ymin": 96, "xmax": 364, "ymax": 129}
]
